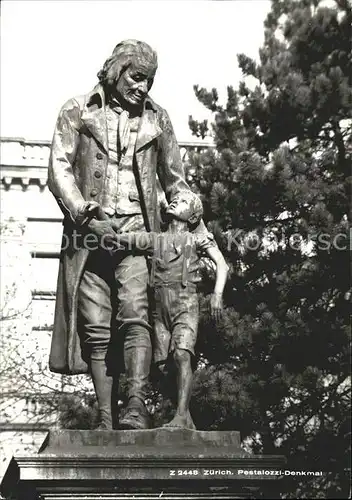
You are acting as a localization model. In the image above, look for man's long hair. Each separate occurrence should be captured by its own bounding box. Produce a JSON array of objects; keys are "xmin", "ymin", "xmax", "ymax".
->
[{"xmin": 97, "ymin": 39, "xmax": 158, "ymax": 87}]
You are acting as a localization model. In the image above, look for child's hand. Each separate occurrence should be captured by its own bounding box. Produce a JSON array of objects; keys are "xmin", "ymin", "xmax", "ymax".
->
[{"xmin": 210, "ymin": 293, "xmax": 223, "ymax": 322}]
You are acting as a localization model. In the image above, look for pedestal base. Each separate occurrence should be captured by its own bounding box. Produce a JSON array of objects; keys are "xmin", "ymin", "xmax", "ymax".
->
[{"xmin": 2, "ymin": 429, "xmax": 286, "ymax": 499}]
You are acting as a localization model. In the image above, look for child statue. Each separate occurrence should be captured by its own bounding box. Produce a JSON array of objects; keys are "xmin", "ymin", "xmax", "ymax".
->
[{"xmin": 114, "ymin": 191, "xmax": 229, "ymax": 429}]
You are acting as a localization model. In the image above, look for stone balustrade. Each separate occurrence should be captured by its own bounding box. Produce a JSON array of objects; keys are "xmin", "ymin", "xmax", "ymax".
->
[
  {"xmin": 0, "ymin": 137, "xmax": 51, "ymax": 166},
  {"xmin": 0, "ymin": 137, "xmax": 213, "ymax": 190},
  {"xmin": 0, "ymin": 138, "xmax": 51, "ymax": 190}
]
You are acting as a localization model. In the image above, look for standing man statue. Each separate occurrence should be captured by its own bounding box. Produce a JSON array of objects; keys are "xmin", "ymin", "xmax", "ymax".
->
[{"xmin": 47, "ymin": 40, "xmax": 192, "ymax": 430}]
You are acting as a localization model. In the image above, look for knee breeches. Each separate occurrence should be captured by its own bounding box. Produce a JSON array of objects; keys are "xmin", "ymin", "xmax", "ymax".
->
[{"xmin": 78, "ymin": 250, "xmax": 151, "ymax": 352}]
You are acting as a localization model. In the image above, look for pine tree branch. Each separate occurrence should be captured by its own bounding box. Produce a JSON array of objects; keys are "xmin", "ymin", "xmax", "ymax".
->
[
  {"xmin": 284, "ymin": 375, "xmax": 350, "ymax": 434},
  {"xmin": 334, "ymin": 0, "xmax": 352, "ymax": 15},
  {"xmin": 331, "ymin": 119, "xmax": 348, "ymax": 173}
]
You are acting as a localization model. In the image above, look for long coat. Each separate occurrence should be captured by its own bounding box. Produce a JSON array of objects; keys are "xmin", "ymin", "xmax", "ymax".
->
[{"xmin": 47, "ymin": 84, "xmax": 190, "ymax": 375}]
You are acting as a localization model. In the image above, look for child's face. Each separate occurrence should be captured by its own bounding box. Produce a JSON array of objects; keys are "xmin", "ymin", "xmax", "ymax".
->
[{"xmin": 166, "ymin": 195, "xmax": 193, "ymax": 222}]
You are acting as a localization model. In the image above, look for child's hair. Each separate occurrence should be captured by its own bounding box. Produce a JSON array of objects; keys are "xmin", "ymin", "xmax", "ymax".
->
[{"xmin": 173, "ymin": 190, "xmax": 203, "ymax": 226}]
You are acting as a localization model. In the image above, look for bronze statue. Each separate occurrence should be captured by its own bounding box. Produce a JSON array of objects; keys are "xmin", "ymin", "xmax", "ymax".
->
[
  {"xmin": 47, "ymin": 40, "xmax": 196, "ymax": 430},
  {"xmin": 113, "ymin": 191, "xmax": 229, "ymax": 429}
]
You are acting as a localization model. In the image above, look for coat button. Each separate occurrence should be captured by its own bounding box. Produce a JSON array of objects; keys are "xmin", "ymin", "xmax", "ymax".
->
[
  {"xmin": 94, "ymin": 170, "xmax": 102, "ymax": 179},
  {"xmin": 96, "ymin": 152, "xmax": 103, "ymax": 160},
  {"xmin": 90, "ymin": 188, "xmax": 98, "ymax": 196}
]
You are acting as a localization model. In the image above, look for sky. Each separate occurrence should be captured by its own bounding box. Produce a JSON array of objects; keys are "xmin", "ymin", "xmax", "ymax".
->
[{"xmin": 0, "ymin": 0, "xmax": 271, "ymax": 143}]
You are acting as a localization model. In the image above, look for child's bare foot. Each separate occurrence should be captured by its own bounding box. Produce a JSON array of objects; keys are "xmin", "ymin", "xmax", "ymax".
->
[{"xmin": 162, "ymin": 411, "xmax": 196, "ymax": 430}]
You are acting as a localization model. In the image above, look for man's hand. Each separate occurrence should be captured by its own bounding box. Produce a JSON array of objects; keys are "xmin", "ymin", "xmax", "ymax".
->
[
  {"xmin": 210, "ymin": 292, "xmax": 223, "ymax": 323},
  {"xmin": 87, "ymin": 219, "xmax": 119, "ymax": 250},
  {"xmin": 84, "ymin": 201, "xmax": 101, "ymax": 215}
]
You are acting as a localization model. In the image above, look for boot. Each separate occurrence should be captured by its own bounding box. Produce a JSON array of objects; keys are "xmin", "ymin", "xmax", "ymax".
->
[
  {"xmin": 90, "ymin": 351, "xmax": 113, "ymax": 430},
  {"xmin": 119, "ymin": 345, "xmax": 151, "ymax": 430},
  {"xmin": 119, "ymin": 396, "xmax": 150, "ymax": 430}
]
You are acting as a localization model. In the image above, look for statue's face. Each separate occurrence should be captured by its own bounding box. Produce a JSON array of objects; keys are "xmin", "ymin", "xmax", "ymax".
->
[
  {"xmin": 114, "ymin": 60, "xmax": 156, "ymax": 106},
  {"xmin": 166, "ymin": 194, "xmax": 194, "ymax": 222}
]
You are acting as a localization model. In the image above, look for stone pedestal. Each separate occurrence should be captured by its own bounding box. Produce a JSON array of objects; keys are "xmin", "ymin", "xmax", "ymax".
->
[{"xmin": 1, "ymin": 429, "xmax": 286, "ymax": 499}]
